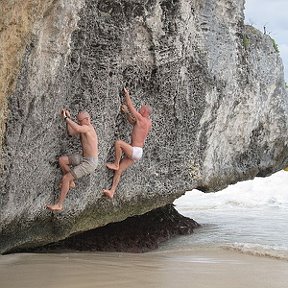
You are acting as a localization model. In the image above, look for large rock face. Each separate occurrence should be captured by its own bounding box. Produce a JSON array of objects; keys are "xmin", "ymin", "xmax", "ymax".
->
[{"xmin": 1, "ymin": 0, "xmax": 288, "ymax": 254}]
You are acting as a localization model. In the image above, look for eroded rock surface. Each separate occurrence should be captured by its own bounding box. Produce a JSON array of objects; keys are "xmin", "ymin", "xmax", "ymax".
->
[{"xmin": 1, "ymin": 0, "xmax": 288, "ymax": 254}]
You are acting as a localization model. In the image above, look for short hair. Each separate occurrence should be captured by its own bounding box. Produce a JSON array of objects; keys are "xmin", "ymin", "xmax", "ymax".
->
[
  {"xmin": 78, "ymin": 111, "xmax": 90, "ymax": 120},
  {"xmin": 144, "ymin": 105, "xmax": 152, "ymax": 115}
]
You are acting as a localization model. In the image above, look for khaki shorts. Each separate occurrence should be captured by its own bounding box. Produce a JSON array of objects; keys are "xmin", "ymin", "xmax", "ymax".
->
[{"xmin": 68, "ymin": 154, "xmax": 98, "ymax": 179}]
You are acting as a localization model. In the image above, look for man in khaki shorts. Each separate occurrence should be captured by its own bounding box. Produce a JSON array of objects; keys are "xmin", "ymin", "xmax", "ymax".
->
[{"xmin": 47, "ymin": 109, "xmax": 99, "ymax": 212}]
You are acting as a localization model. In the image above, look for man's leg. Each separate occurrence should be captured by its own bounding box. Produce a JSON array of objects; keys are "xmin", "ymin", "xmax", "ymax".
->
[
  {"xmin": 59, "ymin": 155, "xmax": 70, "ymax": 174},
  {"xmin": 106, "ymin": 140, "xmax": 133, "ymax": 171},
  {"xmin": 47, "ymin": 172, "xmax": 75, "ymax": 211},
  {"xmin": 103, "ymin": 157, "xmax": 134, "ymax": 199},
  {"xmin": 59, "ymin": 155, "xmax": 76, "ymax": 188}
]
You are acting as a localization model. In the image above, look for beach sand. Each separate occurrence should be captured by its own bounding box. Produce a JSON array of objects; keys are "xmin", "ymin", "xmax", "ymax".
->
[{"xmin": 0, "ymin": 247, "xmax": 287, "ymax": 288}]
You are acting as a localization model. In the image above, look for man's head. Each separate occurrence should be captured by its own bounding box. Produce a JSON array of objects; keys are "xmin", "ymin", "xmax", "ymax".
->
[
  {"xmin": 139, "ymin": 105, "xmax": 152, "ymax": 118},
  {"xmin": 77, "ymin": 111, "xmax": 90, "ymax": 125}
]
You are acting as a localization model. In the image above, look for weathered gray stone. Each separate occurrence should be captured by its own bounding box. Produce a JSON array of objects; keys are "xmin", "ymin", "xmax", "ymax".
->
[{"xmin": 1, "ymin": 0, "xmax": 288, "ymax": 254}]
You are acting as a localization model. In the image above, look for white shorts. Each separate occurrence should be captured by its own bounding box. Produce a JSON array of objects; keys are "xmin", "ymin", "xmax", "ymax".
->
[{"xmin": 131, "ymin": 147, "xmax": 143, "ymax": 161}]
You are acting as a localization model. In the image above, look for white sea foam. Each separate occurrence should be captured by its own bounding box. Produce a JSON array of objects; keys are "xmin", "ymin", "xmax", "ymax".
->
[
  {"xmin": 173, "ymin": 171, "xmax": 288, "ymax": 260},
  {"xmin": 175, "ymin": 170, "xmax": 288, "ymax": 210},
  {"xmin": 223, "ymin": 243, "xmax": 288, "ymax": 261}
]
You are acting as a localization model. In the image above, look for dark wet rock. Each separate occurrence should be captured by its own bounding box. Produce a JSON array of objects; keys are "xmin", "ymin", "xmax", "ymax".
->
[{"xmin": 23, "ymin": 205, "xmax": 200, "ymax": 253}]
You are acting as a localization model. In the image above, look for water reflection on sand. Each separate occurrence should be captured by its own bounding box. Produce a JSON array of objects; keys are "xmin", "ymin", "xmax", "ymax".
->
[{"xmin": 1, "ymin": 248, "xmax": 288, "ymax": 288}]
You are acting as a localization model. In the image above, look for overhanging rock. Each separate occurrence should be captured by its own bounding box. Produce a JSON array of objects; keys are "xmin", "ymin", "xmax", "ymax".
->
[{"xmin": 1, "ymin": 0, "xmax": 288, "ymax": 254}]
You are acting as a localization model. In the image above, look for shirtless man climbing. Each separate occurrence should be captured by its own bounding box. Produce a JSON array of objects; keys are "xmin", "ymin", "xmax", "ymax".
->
[
  {"xmin": 47, "ymin": 109, "xmax": 99, "ymax": 211},
  {"xmin": 103, "ymin": 87, "xmax": 152, "ymax": 199}
]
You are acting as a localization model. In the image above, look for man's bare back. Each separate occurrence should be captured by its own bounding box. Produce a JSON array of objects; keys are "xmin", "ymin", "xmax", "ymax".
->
[
  {"xmin": 80, "ymin": 126, "xmax": 98, "ymax": 158},
  {"xmin": 47, "ymin": 110, "xmax": 99, "ymax": 212},
  {"xmin": 130, "ymin": 115, "xmax": 152, "ymax": 147}
]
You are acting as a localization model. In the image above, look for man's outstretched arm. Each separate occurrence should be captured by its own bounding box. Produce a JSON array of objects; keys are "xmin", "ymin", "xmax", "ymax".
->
[
  {"xmin": 123, "ymin": 88, "xmax": 142, "ymax": 121},
  {"xmin": 62, "ymin": 109, "xmax": 78, "ymax": 136},
  {"xmin": 62, "ymin": 109, "xmax": 89, "ymax": 135},
  {"xmin": 121, "ymin": 104, "xmax": 136, "ymax": 125},
  {"xmin": 66, "ymin": 117, "xmax": 90, "ymax": 134}
]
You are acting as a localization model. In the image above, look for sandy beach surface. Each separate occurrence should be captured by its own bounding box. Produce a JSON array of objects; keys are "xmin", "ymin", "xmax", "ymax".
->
[{"xmin": 0, "ymin": 247, "xmax": 287, "ymax": 288}]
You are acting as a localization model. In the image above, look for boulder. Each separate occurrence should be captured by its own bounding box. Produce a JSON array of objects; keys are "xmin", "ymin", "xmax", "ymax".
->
[{"xmin": 1, "ymin": 0, "xmax": 288, "ymax": 254}]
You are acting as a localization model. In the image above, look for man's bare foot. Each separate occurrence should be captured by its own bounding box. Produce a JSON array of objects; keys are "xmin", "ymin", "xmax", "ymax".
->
[
  {"xmin": 46, "ymin": 204, "xmax": 63, "ymax": 212},
  {"xmin": 103, "ymin": 189, "xmax": 115, "ymax": 199},
  {"xmin": 69, "ymin": 181, "xmax": 76, "ymax": 189},
  {"xmin": 59, "ymin": 181, "xmax": 76, "ymax": 189},
  {"xmin": 106, "ymin": 163, "xmax": 119, "ymax": 171}
]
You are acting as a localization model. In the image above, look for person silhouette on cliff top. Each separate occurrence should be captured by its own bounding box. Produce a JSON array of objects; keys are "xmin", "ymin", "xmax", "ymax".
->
[
  {"xmin": 47, "ymin": 109, "xmax": 99, "ymax": 212},
  {"xmin": 103, "ymin": 87, "xmax": 152, "ymax": 199}
]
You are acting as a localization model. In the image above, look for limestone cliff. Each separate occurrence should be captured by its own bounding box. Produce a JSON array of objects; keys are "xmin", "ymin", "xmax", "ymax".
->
[{"xmin": 0, "ymin": 0, "xmax": 288, "ymax": 254}]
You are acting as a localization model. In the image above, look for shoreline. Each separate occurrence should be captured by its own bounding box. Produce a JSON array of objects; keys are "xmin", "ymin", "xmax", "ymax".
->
[{"xmin": 1, "ymin": 246, "xmax": 287, "ymax": 288}]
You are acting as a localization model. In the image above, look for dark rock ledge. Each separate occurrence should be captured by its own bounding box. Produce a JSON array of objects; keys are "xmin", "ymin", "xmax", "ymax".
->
[{"xmin": 23, "ymin": 205, "xmax": 199, "ymax": 254}]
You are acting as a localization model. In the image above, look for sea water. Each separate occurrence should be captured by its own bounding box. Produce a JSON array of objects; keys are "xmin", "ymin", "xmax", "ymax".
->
[{"xmin": 170, "ymin": 170, "xmax": 288, "ymax": 260}]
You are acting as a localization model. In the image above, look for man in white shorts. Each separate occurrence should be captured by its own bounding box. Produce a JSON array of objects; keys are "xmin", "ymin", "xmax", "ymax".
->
[
  {"xmin": 47, "ymin": 109, "xmax": 99, "ymax": 211},
  {"xmin": 103, "ymin": 87, "xmax": 152, "ymax": 199}
]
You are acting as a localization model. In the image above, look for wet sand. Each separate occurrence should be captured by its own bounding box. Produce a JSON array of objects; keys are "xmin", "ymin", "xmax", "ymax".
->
[{"xmin": 0, "ymin": 247, "xmax": 287, "ymax": 288}]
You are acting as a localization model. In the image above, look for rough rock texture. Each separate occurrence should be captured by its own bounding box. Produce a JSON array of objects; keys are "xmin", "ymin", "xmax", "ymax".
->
[
  {"xmin": 0, "ymin": 0, "xmax": 56, "ymax": 163},
  {"xmin": 22, "ymin": 204, "xmax": 200, "ymax": 253},
  {"xmin": 0, "ymin": 0, "xmax": 288, "ymax": 254}
]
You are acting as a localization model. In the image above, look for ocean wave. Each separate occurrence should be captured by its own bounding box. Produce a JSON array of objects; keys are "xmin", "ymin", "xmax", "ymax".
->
[
  {"xmin": 175, "ymin": 171, "xmax": 288, "ymax": 210},
  {"xmin": 222, "ymin": 243, "xmax": 288, "ymax": 261},
  {"xmin": 174, "ymin": 171, "xmax": 288, "ymax": 259}
]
